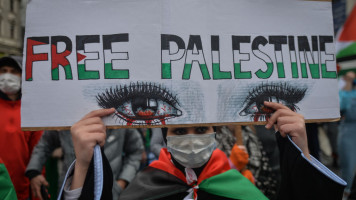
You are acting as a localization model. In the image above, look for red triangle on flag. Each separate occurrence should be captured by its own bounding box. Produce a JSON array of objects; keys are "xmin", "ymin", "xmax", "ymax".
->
[
  {"xmin": 339, "ymin": 5, "xmax": 356, "ymax": 41},
  {"xmin": 77, "ymin": 52, "xmax": 86, "ymax": 63}
]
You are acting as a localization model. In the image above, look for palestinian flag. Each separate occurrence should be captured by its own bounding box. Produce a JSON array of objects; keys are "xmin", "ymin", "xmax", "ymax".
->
[
  {"xmin": 0, "ymin": 159, "xmax": 17, "ymax": 200},
  {"xmin": 120, "ymin": 148, "xmax": 268, "ymax": 200},
  {"xmin": 336, "ymin": 5, "xmax": 356, "ymax": 74}
]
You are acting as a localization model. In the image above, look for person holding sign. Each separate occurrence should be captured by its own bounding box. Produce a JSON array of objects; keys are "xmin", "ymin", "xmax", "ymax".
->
[{"xmin": 58, "ymin": 101, "xmax": 346, "ymax": 200}]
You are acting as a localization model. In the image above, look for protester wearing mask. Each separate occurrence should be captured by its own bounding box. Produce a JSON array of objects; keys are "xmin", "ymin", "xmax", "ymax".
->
[
  {"xmin": 0, "ymin": 56, "xmax": 43, "ymax": 200},
  {"xmin": 0, "ymin": 70, "xmax": 21, "ymax": 97},
  {"xmin": 119, "ymin": 127, "xmax": 266, "ymax": 200},
  {"xmin": 58, "ymin": 101, "xmax": 346, "ymax": 200}
]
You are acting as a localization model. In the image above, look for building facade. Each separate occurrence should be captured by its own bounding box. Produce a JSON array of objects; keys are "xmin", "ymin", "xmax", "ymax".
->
[{"xmin": 0, "ymin": 0, "xmax": 23, "ymax": 57}]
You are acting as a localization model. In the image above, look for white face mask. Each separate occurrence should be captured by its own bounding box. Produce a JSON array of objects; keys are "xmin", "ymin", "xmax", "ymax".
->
[
  {"xmin": 167, "ymin": 133, "xmax": 216, "ymax": 169},
  {"xmin": 0, "ymin": 73, "xmax": 21, "ymax": 95}
]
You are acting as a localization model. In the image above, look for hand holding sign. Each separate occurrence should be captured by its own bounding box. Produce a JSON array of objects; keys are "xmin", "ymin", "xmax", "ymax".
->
[
  {"xmin": 264, "ymin": 101, "xmax": 310, "ymax": 160},
  {"xmin": 70, "ymin": 108, "xmax": 115, "ymax": 190}
]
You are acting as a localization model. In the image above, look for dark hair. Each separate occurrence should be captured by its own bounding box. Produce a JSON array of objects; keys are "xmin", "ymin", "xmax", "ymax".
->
[
  {"xmin": 0, "ymin": 57, "xmax": 21, "ymax": 72},
  {"xmin": 161, "ymin": 128, "xmax": 168, "ymax": 144}
]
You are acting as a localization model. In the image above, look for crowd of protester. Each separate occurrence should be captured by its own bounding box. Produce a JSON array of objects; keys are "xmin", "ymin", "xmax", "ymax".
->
[{"xmin": 0, "ymin": 55, "xmax": 355, "ymax": 199}]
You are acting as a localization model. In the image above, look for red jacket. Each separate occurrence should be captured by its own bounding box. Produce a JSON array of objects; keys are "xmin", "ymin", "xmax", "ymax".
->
[{"xmin": 0, "ymin": 98, "xmax": 43, "ymax": 200}]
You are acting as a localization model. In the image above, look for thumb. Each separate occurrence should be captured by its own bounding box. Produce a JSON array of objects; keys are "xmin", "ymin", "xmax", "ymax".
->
[{"xmin": 42, "ymin": 179, "xmax": 49, "ymax": 187}]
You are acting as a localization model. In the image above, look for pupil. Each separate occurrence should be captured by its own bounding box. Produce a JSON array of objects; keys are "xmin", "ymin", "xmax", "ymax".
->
[{"xmin": 132, "ymin": 98, "xmax": 158, "ymax": 114}]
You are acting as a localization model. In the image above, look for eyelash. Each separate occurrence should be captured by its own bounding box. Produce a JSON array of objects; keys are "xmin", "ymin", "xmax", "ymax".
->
[
  {"xmin": 96, "ymin": 82, "xmax": 182, "ymax": 125},
  {"xmin": 239, "ymin": 82, "xmax": 307, "ymax": 122}
]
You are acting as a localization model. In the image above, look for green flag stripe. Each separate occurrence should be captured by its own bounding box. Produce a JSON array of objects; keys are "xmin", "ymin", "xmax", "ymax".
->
[
  {"xmin": 338, "ymin": 68, "xmax": 356, "ymax": 76},
  {"xmin": 337, "ymin": 42, "xmax": 356, "ymax": 59},
  {"xmin": 199, "ymin": 169, "xmax": 268, "ymax": 200}
]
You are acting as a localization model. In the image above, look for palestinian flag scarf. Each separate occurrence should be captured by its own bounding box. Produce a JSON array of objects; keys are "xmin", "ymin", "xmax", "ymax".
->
[
  {"xmin": 336, "ymin": 5, "xmax": 356, "ymax": 67},
  {"xmin": 0, "ymin": 158, "xmax": 17, "ymax": 200},
  {"xmin": 120, "ymin": 148, "xmax": 267, "ymax": 200}
]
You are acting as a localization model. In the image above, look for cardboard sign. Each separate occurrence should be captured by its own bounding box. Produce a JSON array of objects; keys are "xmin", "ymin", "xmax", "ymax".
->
[{"xmin": 21, "ymin": 0, "xmax": 339, "ymax": 130}]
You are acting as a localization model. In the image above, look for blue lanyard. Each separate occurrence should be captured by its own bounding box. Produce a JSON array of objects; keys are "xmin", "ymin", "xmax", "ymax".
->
[
  {"xmin": 93, "ymin": 145, "xmax": 104, "ymax": 200},
  {"xmin": 57, "ymin": 144, "xmax": 103, "ymax": 200}
]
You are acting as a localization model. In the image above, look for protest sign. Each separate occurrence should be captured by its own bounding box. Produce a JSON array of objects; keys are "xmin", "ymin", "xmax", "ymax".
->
[{"xmin": 22, "ymin": 0, "xmax": 339, "ymax": 130}]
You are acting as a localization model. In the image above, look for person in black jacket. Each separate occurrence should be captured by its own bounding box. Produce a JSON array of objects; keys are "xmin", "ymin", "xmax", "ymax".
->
[{"xmin": 59, "ymin": 101, "xmax": 346, "ymax": 200}]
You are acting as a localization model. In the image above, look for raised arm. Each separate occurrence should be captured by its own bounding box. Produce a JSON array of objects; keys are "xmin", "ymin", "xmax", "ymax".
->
[
  {"xmin": 264, "ymin": 101, "xmax": 346, "ymax": 200},
  {"xmin": 264, "ymin": 101, "xmax": 310, "ymax": 160},
  {"xmin": 70, "ymin": 108, "xmax": 115, "ymax": 190}
]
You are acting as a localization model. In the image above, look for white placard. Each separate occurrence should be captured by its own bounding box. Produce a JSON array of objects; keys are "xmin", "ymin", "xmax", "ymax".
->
[{"xmin": 21, "ymin": 0, "xmax": 339, "ymax": 129}]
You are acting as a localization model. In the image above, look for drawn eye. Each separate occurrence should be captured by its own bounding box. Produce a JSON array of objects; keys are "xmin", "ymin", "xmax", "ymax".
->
[
  {"xmin": 96, "ymin": 82, "xmax": 182, "ymax": 125},
  {"xmin": 239, "ymin": 82, "xmax": 307, "ymax": 122}
]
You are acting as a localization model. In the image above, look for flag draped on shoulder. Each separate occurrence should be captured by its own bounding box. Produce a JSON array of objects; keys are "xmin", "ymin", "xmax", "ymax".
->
[
  {"xmin": 120, "ymin": 148, "xmax": 268, "ymax": 200},
  {"xmin": 336, "ymin": 5, "xmax": 356, "ymax": 68}
]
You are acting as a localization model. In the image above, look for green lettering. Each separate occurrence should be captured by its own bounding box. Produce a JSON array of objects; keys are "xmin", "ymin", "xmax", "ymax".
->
[
  {"xmin": 52, "ymin": 65, "xmax": 73, "ymax": 80},
  {"xmin": 183, "ymin": 64, "xmax": 211, "ymax": 80},
  {"xmin": 255, "ymin": 63, "xmax": 273, "ymax": 79},
  {"xmin": 301, "ymin": 63, "xmax": 320, "ymax": 78},
  {"xmin": 291, "ymin": 62, "xmax": 298, "ymax": 78},
  {"xmin": 77, "ymin": 64, "xmax": 99, "ymax": 80},
  {"xmin": 301, "ymin": 63, "xmax": 308, "ymax": 78},
  {"xmin": 52, "ymin": 68, "xmax": 59, "ymax": 80},
  {"xmin": 104, "ymin": 63, "xmax": 129, "ymax": 79},
  {"xmin": 234, "ymin": 63, "xmax": 251, "ymax": 79},
  {"xmin": 277, "ymin": 62, "xmax": 285, "ymax": 78},
  {"xmin": 162, "ymin": 63, "xmax": 171, "ymax": 79},
  {"xmin": 321, "ymin": 64, "xmax": 337, "ymax": 78},
  {"xmin": 213, "ymin": 63, "xmax": 232, "ymax": 79}
]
